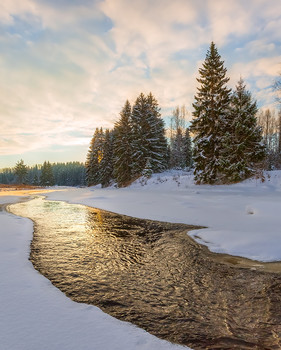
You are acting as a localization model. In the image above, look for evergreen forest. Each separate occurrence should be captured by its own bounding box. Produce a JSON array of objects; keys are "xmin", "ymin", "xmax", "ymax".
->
[
  {"xmin": 85, "ymin": 42, "xmax": 280, "ymax": 187},
  {"xmin": 1, "ymin": 42, "xmax": 281, "ymax": 187},
  {"xmin": 85, "ymin": 93, "xmax": 192, "ymax": 187},
  {"xmin": 0, "ymin": 161, "xmax": 86, "ymax": 186}
]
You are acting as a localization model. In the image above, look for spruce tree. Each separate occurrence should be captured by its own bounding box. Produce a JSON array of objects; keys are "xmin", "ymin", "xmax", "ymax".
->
[
  {"xmin": 33, "ymin": 173, "xmax": 39, "ymax": 186},
  {"xmin": 183, "ymin": 128, "xmax": 193, "ymax": 169},
  {"xmin": 223, "ymin": 78, "xmax": 266, "ymax": 181},
  {"xmin": 190, "ymin": 42, "xmax": 231, "ymax": 184},
  {"xmin": 113, "ymin": 100, "xmax": 133, "ymax": 186},
  {"xmin": 131, "ymin": 93, "xmax": 149, "ymax": 177},
  {"xmin": 85, "ymin": 128, "xmax": 104, "ymax": 186},
  {"xmin": 100, "ymin": 129, "xmax": 114, "ymax": 187},
  {"xmin": 14, "ymin": 159, "xmax": 28, "ymax": 184},
  {"xmin": 40, "ymin": 161, "xmax": 55, "ymax": 186},
  {"xmin": 131, "ymin": 92, "xmax": 168, "ymax": 177},
  {"xmin": 86, "ymin": 92, "xmax": 167, "ymax": 187},
  {"xmin": 146, "ymin": 92, "xmax": 168, "ymax": 172}
]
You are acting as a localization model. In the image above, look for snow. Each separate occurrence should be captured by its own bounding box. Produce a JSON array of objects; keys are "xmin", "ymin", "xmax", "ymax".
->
[
  {"xmin": 0, "ymin": 194, "xmax": 188, "ymax": 350},
  {"xmin": 43, "ymin": 170, "xmax": 281, "ymax": 262},
  {"xmin": 1, "ymin": 170, "xmax": 281, "ymax": 350}
]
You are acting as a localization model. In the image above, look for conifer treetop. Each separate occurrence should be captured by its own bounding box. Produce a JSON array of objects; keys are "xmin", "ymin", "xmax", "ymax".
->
[
  {"xmin": 196, "ymin": 42, "xmax": 230, "ymax": 96},
  {"xmin": 191, "ymin": 41, "xmax": 232, "ymax": 184}
]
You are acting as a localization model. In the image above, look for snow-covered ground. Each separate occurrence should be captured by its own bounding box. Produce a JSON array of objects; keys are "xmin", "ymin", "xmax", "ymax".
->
[
  {"xmin": 1, "ymin": 170, "xmax": 281, "ymax": 350},
  {"xmin": 0, "ymin": 194, "xmax": 188, "ymax": 350},
  {"xmin": 45, "ymin": 169, "xmax": 281, "ymax": 262}
]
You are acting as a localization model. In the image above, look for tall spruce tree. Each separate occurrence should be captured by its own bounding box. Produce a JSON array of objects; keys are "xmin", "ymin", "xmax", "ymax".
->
[
  {"xmin": 223, "ymin": 78, "xmax": 265, "ymax": 181},
  {"xmin": 100, "ymin": 129, "xmax": 114, "ymax": 187},
  {"xmin": 146, "ymin": 92, "xmax": 168, "ymax": 172},
  {"xmin": 130, "ymin": 93, "xmax": 149, "ymax": 177},
  {"xmin": 85, "ymin": 128, "xmax": 104, "ymax": 186},
  {"xmin": 113, "ymin": 100, "xmax": 133, "ymax": 186},
  {"xmin": 190, "ymin": 42, "xmax": 232, "ymax": 184},
  {"xmin": 183, "ymin": 128, "xmax": 193, "ymax": 168},
  {"xmin": 130, "ymin": 92, "xmax": 167, "ymax": 177}
]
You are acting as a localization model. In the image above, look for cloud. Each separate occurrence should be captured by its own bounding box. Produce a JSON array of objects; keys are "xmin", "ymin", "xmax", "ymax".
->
[
  {"xmin": 206, "ymin": 0, "xmax": 251, "ymax": 45},
  {"xmin": 100, "ymin": 0, "xmax": 206, "ymax": 66},
  {"xmin": 230, "ymin": 56, "xmax": 281, "ymax": 81},
  {"xmin": 0, "ymin": 0, "xmax": 36, "ymax": 25},
  {"xmin": 206, "ymin": 0, "xmax": 281, "ymax": 46},
  {"xmin": 0, "ymin": 0, "xmax": 281, "ymax": 163},
  {"xmin": 0, "ymin": 0, "xmax": 105, "ymax": 30},
  {"xmin": 229, "ymin": 56, "xmax": 281, "ymax": 109}
]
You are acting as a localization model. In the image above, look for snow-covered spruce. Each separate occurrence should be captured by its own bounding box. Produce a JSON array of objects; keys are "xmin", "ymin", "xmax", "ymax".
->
[
  {"xmin": 191, "ymin": 42, "xmax": 232, "ymax": 184},
  {"xmin": 222, "ymin": 78, "xmax": 266, "ymax": 182},
  {"xmin": 86, "ymin": 93, "xmax": 169, "ymax": 188},
  {"xmin": 190, "ymin": 42, "xmax": 265, "ymax": 184}
]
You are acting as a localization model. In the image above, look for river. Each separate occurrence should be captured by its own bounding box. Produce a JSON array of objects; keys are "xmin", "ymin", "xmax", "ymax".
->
[{"xmin": 8, "ymin": 196, "xmax": 281, "ymax": 350}]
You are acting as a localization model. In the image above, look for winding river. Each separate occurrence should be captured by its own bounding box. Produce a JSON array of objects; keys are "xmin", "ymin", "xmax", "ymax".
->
[{"xmin": 8, "ymin": 196, "xmax": 281, "ymax": 350}]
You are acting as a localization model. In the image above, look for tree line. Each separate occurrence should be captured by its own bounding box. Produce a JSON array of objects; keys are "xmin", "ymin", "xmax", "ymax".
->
[
  {"xmin": 2, "ymin": 42, "xmax": 280, "ymax": 187},
  {"xmin": 86, "ymin": 42, "xmax": 272, "ymax": 186},
  {"xmin": 85, "ymin": 92, "xmax": 193, "ymax": 187},
  {"xmin": 0, "ymin": 161, "xmax": 86, "ymax": 186}
]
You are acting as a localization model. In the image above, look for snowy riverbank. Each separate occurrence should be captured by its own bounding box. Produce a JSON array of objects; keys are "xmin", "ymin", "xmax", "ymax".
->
[
  {"xmin": 45, "ymin": 169, "xmax": 281, "ymax": 262},
  {"xmin": 1, "ymin": 170, "xmax": 281, "ymax": 350},
  {"xmin": 0, "ymin": 194, "xmax": 188, "ymax": 350}
]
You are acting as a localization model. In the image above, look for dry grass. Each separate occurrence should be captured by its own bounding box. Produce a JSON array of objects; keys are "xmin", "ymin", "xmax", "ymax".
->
[
  {"xmin": 0, "ymin": 184, "xmax": 43, "ymax": 191},
  {"xmin": 0, "ymin": 184, "xmax": 64, "ymax": 197}
]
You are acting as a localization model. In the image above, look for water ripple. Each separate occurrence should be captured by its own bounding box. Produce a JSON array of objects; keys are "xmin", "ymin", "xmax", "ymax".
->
[{"xmin": 9, "ymin": 196, "xmax": 281, "ymax": 350}]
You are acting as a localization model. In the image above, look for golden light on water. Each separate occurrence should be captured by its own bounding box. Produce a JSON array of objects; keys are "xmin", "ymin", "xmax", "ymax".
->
[
  {"xmin": 7, "ymin": 196, "xmax": 281, "ymax": 349},
  {"xmin": 0, "ymin": 189, "xmax": 66, "ymax": 197}
]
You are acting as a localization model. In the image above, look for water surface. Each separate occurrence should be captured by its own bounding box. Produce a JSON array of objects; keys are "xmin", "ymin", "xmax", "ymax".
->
[{"xmin": 9, "ymin": 197, "xmax": 281, "ymax": 350}]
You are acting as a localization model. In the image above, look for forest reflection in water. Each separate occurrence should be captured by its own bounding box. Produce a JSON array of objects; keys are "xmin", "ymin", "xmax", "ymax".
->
[{"xmin": 9, "ymin": 196, "xmax": 281, "ymax": 350}]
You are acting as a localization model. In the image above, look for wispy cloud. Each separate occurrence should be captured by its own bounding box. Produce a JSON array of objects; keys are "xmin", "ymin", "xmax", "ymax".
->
[{"xmin": 0, "ymin": 0, "xmax": 280, "ymax": 166}]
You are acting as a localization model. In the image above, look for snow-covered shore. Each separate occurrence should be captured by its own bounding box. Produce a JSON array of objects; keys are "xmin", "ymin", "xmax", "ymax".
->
[
  {"xmin": 0, "ymin": 194, "xmax": 188, "ymax": 350},
  {"xmin": 45, "ymin": 169, "xmax": 281, "ymax": 262},
  {"xmin": 1, "ymin": 170, "xmax": 281, "ymax": 350}
]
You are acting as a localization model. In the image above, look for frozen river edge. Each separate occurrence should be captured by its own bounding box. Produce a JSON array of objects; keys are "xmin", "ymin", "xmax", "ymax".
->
[
  {"xmin": 45, "ymin": 169, "xmax": 281, "ymax": 263},
  {"xmin": 1, "ymin": 169, "xmax": 281, "ymax": 350},
  {"xmin": 0, "ymin": 194, "xmax": 189, "ymax": 350}
]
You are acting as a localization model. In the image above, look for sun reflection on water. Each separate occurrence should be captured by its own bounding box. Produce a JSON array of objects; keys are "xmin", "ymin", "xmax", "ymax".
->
[{"xmin": 8, "ymin": 196, "xmax": 281, "ymax": 350}]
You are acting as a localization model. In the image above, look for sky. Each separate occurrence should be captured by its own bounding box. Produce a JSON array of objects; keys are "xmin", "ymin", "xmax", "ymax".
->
[{"xmin": 0, "ymin": 0, "xmax": 281, "ymax": 168}]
